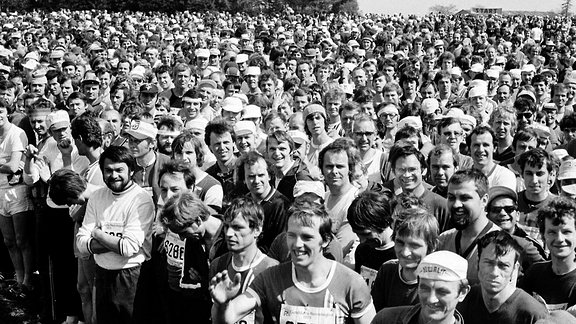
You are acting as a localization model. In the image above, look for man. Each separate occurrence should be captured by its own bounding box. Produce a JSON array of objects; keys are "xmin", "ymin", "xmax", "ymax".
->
[
  {"xmin": 159, "ymin": 63, "xmax": 192, "ymax": 109},
  {"xmin": 490, "ymin": 108, "xmax": 517, "ymax": 162},
  {"xmin": 437, "ymin": 117, "xmax": 474, "ymax": 170},
  {"xmin": 221, "ymin": 97, "xmax": 243, "ymax": 126},
  {"xmin": 438, "ymin": 169, "xmax": 501, "ymax": 285},
  {"xmin": 138, "ymin": 84, "xmax": 160, "ymax": 114},
  {"xmin": 76, "ymin": 146, "xmax": 155, "ymax": 324},
  {"xmin": 125, "ymin": 117, "xmax": 170, "ymax": 204},
  {"xmin": 486, "ymin": 186, "xmax": 546, "ymax": 262},
  {"xmin": 101, "ymin": 109, "xmax": 126, "ymax": 147},
  {"xmin": 234, "ymin": 121, "xmax": 257, "ymax": 157},
  {"xmin": 521, "ymin": 197, "xmax": 576, "ymax": 315},
  {"xmin": 209, "ymin": 198, "xmax": 279, "ymax": 324},
  {"xmin": 516, "ymin": 148, "xmax": 557, "ymax": 241},
  {"xmin": 240, "ymin": 151, "xmax": 290, "ymax": 253},
  {"xmin": 266, "ymin": 130, "xmax": 317, "ymax": 202},
  {"xmin": 515, "ymin": 97, "xmax": 537, "ymax": 131},
  {"xmin": 24, "ymin": 109, "xmax": 89, "ymax": 323},
  {"xmin": 322, "ymin": 139, "xmax": 361, "ymax": 253},
  {"xmin": 209, "ymin": 200, "xmax": 376, "ymax": 324},
  {"xmin": 500, "ymin": 129, "xmax": 539, "ymax": 192},
  {"xmin": 158, "ymin": 162, "xmax": 223, "ymax": 324},
  {"xmin": 81, "ymin": 75, "xmax": 107, "ymax": 114},
  {"xmin": 467, "ymin": 125, "xmax": 516, "ymax": 191},
  {"xmin": 69, "ymin": 114, "xmax": 107, "ymax": 323},
  {"xmin": 428, "ymin": 144, "xmax": 458, "ymax": 198},
  {"xmin": 205, "ymin": 119, "xmax": 238, "ymax": 208},
  {"xmin": 391, "ymin": 145, "xmax": 450, "ymax": 231},
  {"xmin": 372, "ymin": 251, "xmax": 470, "ymax": 324},
  {"xmin": 156, "ymin": 115, "xmax": 182, "ymax": 156},
  {"xmin": 457, "ymin": 231, "xmax": 548, "ymax": 323}
]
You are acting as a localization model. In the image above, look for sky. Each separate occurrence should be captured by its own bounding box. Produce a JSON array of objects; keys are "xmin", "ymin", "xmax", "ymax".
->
[{"xmin": 357, "ymin": 0, "xmax": 569, "ymax": 15}]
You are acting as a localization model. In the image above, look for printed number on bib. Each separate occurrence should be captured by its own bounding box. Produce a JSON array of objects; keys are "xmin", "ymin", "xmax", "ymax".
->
[
  {"xmin": 102, "ymin": 221, "xmax": 124, "ymax": 238},
  {"xmin": 164, "ymin": 232, "xmax": 185, "ymax": 267},
  {"xmin": 360, "ymin": 265, "xmax": 378, "ymax": 289},
  {"xmin": 279, "ymin": 304, "xmax": 336, "ymax": 324},
  {"xmin": 235, "ymin": 310, "xmax": 255, "ymax": 324}
]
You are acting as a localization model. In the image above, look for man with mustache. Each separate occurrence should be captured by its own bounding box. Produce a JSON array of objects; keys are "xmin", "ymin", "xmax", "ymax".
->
[{"xmin": 438, "ymin": 169, "xmax": 500, "ymax": 285}]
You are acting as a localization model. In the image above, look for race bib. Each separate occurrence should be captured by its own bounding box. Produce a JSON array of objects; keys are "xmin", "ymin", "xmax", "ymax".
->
[
  {"xmin": 360, "ymin": 265, "xmax": 378, "ymax": 289},
  {"xmin": 102, "ymin": 221, "xmax": 124, "ymax": 238},
  {"xmin": 235, "ymin": 310, "xmax": 255, "ymax": 324},
  {"xmin": 164, "ymin": 231, "xmax": 185, "ymax": 267},
  {"xmin": 279, "ymin": 304, "xmax": 336, "ymax": 324}
]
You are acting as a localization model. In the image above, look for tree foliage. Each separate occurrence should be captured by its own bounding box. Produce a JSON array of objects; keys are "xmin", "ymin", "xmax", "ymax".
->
[
  {"xmin": 6, "ymin": 0, "xmax": 358, "ymax": 14},
  {"xmin": 562, "ymin": 0, "xmax": 573, "ymax": 17},
  {"xmin": 429, "ymin": 4, "xmax": 457, "ymax": 15}
]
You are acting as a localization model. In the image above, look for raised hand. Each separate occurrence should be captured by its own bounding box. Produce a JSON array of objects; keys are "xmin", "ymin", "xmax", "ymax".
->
[{"xmin": 209, "ymin": 270, "xmax": 242, "ymax": 305}]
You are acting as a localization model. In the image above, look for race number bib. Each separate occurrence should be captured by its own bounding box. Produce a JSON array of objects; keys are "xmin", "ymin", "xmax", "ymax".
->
[
  {"xmin": 235, "ymin": 310, "xmax": 255, "ymax": 324},
  {"xmin": 102, "ymin": 221, "xmax": 124, "ymax": 238},
  {"xmin": 164, "ymin": 232, "xmax": 185, "ymax": 267},
  {"xmin": 279, "ymin": 304, "xmax": 336, "ymax": 324},
  {"xmin": 360, "ymin": 266, "xmax": 378, "ymax": 289}
]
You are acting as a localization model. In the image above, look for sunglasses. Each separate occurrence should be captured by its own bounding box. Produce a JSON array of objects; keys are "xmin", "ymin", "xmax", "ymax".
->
[
  {"xmin": 489, "ymin": 206, "xmax": 517, "ymax": 214},
  {"xmin": 516, "ymin": 112, "xmax": 533, "ymax": 120}
]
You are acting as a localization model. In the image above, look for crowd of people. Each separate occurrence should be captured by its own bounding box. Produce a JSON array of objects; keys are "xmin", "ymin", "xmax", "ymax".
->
[{"xmin": 2, "ymin": 6, "xmax": 576, "ymax": 324}]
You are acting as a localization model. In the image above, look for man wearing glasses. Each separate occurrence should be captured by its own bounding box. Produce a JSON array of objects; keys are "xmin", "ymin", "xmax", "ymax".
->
[
  {"xmin": 486, "ymin": 186, "xmax": 546, "ymax": 272},
  {"xmin": 437, "ymin": 117, "xmax": 474, "ymax": 170},
  {"xmin": 514, "ymin": 97, "xmax": 537, "ymax": 131}
]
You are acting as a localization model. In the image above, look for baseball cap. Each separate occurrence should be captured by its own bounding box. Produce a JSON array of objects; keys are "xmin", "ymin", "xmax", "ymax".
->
[
  {"xmin": 288, "ymin": 130, "xmax": 309, "ymax": 144},
  {"xmin": 126, "ymin": 120, "xmax": 158, "ymax": 140},
  {"xmin": 244, "ymin": 66, "xmax": 261, "ymax": 76},
  {"xmin": 517, "ymin": 90, "xmax": 536, "ymax": 102},
  {"xmin": 522, "ymin": 64, "xmax": 536, "ymax": 74},
  {"xmin": 347, "ymin": 40, "xmax": 359, "ymax": 48},
  {"xmin": 242, "ymin": 105, "xmax": 262, "ymax": 119},
  {"xmin": 487, "ymin": 186, "xmax": 518, "ymax": 207},
  {"xmin": 397, "ymin": 116, "xmax": 423, "ymax": 130},
  {"xmin": 434, "ymin": 40, "xmax": 444, "ymax": 47},
  {"xmin": 236, "ymin": 53, "xmax": 249, "ymax": 64},
  {"xmin": 195, "ymin": 48, "xmax": 210, "ymax": 58},
  {"xmin": 197, "ymin": 79, "xmax": 217, "ymax": 89},
  {"xmin": 421, "ymin": 98, "xmax": 440, "ymax": 115},
  {"xmin": 416, "ymin": 251, "xmax": 468, "ymax": 282},
  {"xmin": 234, "ymin": 120, "xmax": 256, "ymax": 136},
  {"xmin": 221, "ymin": 97, "xmax": 243, "ymax": 113},
  {"xmin": 303, "ymin": 104, "xmax": 326, "ymax": 121},
  {"xmin": 293, "ymin": 180, "xmax": 325, "ymax": 199},
  {"xmin": 46, "ymin": 110, "xmax": 70, "ymax": 130},
  {"xmin": 468, "ymin": 86, "xmax": 488, "ymax": 98},
  {"xmin": 558, "ymin": 160, "xmax": 576, "ymax": 181},
  {"xmin": 185, "ymin": 117, "xmax": 209, "ymax": 131},
  {"xmin": 139, "ymin": 83, "xmax": 159, "ymax": 94},
  {"xmin": 81, "ymin": 74, "xmax": 100, "ymax": 85}
]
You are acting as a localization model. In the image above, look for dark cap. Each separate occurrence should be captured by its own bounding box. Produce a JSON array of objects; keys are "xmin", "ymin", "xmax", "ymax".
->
[
  {"xmin": 139, "ymin": 83, "xmax": 160, "ymax": 94},
  {"xmin": 487, "ymin": 186, "xmax": 518, "ymax": 207}
]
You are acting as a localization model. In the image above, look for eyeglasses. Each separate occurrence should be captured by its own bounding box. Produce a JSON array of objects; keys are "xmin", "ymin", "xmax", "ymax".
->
[
  {"xmin": 489, "ymin": 205, "xmax": 517, "ymax": 214},
  {"xmin": 516, "ymin": 112, "xmax": 533, "ymax": 120},
  {"xmin": 379, "ymin": 113, "xmax": 398, "ymax": 119},
  {"xmin": 354, "ymin": 131, "xmax": 375, "ymax": 137}
]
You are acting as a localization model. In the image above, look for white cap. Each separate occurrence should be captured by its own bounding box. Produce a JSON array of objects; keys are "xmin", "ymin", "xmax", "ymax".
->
[
  {"xmin": 559, "ymin": 159, "xmax": 576, "ymax": 181},
  {"xmin": 244, "ymin": 66, "xmax": 261, "ymax": 76},
  {"xmin": 470, "ymin": 63, "xmax": 484, "ymax": 73},
  {"xmin": 195, "ymin": 48, "xmax": 210, "ymax": 58},
  {"xmin": 522, "ymin": 64, "xmax": 536, "ymax": 73},
  {"xmin": 468, "ymin": 86, "xmax": 488, "ymax": 98},
  {"xmin": 233, "ymin": 120, "xmax": 256, "ymax": 136},
  {"xmin": 221, "ymin": 97, "xmax": 243, "ymax": 113},
  {"xmin": 293, "ymin": 180, "xmax": 325, "ymax": 199},
  {"xmin": 416, "ymin": 251, "xmax": 468, "ymax": 282},
  {"xmin": 126, "ymin": 120, "xmax": 158, "ymax": 140},
  {"xmin": 288, "ymin": 130, "xmax": 309, "ymax": 144},
  {"xmin": 185, "ymin": 117, "xmax": 209, "ymax": 131},
  {"xmin": 421, "ymin": 98, "xmax": 440, "ymax": 114},
  {"xmin": 236, "ymin": 53, "xmax": 249, "ymax": 63},
  {"xmin": 397, "ymin": 116, "xmax": 423, "ymax": 130},
  {"xmin": 242, "ymin": 105, "xmax": 262, "ymax": 119}
]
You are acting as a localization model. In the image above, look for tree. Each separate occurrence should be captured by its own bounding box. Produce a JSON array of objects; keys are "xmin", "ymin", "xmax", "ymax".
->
[
  {"xmin": 429, "ymin": 4, "xmax": 457, "ymax": 14},
  {"xmin": 562, "ymin": 0, "xmax": 573, "ymax": 17}
]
